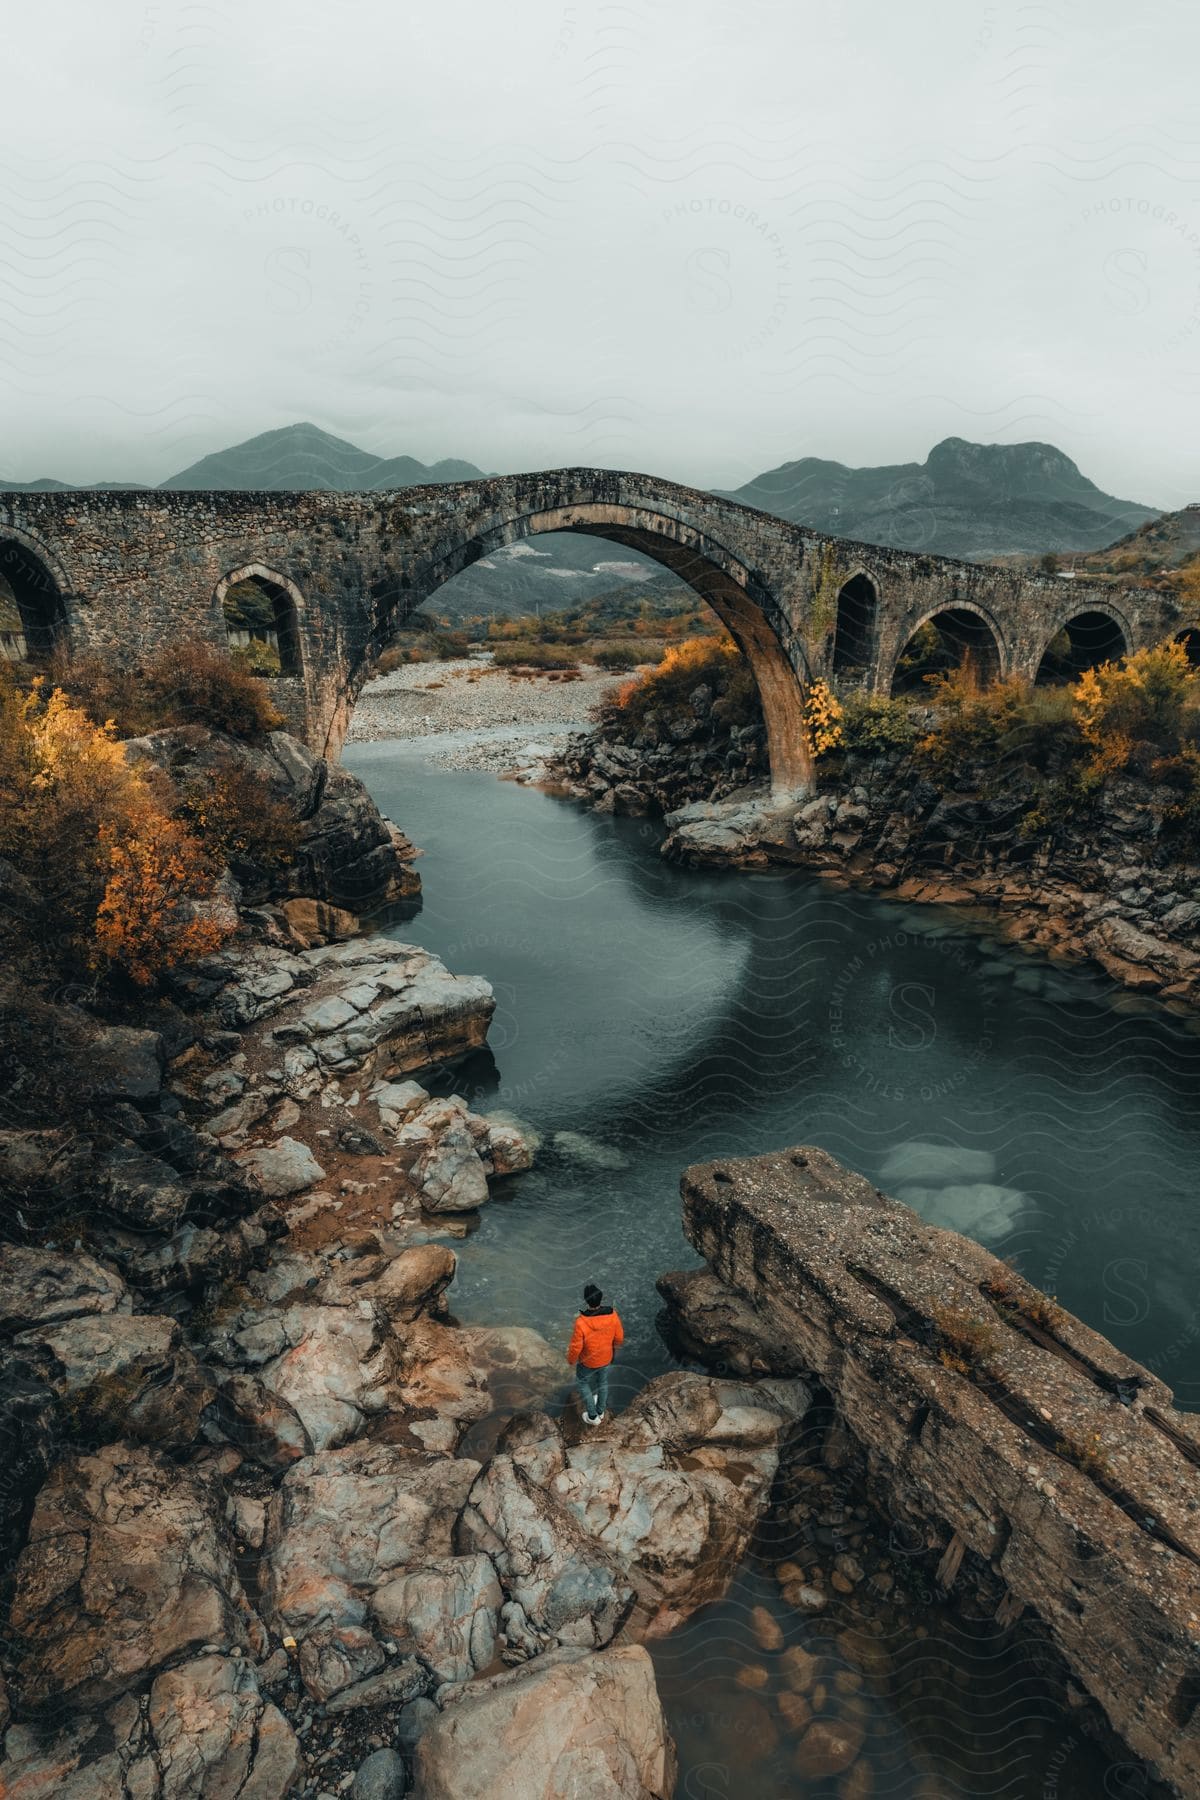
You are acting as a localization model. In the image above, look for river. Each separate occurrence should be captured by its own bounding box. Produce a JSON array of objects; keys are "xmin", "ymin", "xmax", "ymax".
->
[{"xmin": 347, "ymin": 737, "xmax": 1199, "ymax": 1798}]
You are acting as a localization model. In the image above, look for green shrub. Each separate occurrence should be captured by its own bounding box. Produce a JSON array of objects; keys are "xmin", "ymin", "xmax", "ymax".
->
[
  {"xmin": 142, "ymin": 641, "xmax": 283, "ymax": 739},
  {"xmin": 591, "ymin": 640, "xmax": 664, "ymax": 671},
  {"xmin": 49, "ymin": 641, "xmax": 283, "ymax": 741},
  {"xmin": 492, "ymin": 641, "xmax": 581, "ymax": 670},
  {"xmin": 994, "ymin": 682, "xmax": 1080, "ymax": 773},
  {"xmin": 231, "ymin": 639, "xmax": 282, "ymax": 678},
  {"xmin": 840, "ymin": 693, "xmax": 918, "ymax": 754}
]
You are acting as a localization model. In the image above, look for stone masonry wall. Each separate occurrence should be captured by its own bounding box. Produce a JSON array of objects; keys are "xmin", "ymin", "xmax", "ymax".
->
[{"xmin": 2, "ymin": 474, "xmax": 1187, "ymax": 768}]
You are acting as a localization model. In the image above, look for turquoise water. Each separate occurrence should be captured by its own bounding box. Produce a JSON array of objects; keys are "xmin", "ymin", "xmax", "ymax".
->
[{"xmin": 347, "ymin": 741, "xmax": 1194, "ymax": 1797}]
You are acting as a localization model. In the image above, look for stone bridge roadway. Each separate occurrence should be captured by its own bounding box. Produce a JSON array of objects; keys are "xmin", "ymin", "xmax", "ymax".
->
[{"xmin": 0, "ymin": 470, "xmax": 1186, "ymax": 792}]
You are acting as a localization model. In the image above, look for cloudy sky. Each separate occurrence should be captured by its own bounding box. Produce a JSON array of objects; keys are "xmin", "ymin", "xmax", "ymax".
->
[{"xmin": 4, "ymin": 0, "xmax": 1200, "ymax": 505}]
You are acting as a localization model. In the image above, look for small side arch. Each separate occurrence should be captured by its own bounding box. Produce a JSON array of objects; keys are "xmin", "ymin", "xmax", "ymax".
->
[
  {"xmin": 0, "ymin": 529, "xmax": 72, "ymax": 663},
  {"xmin": 1174, "ymin": 626, "xmax": 1200, "ymax": 668},
  {"xmin": 831, "ymin": 572, "xmax": 878, "ymax": 678},
  {"xmin": 890, "ymin": 601, "xmax": 1004, "ymax": 696},
  {"xmin": 1034, "ymin": 608, "xmax": 1129, "ymax": 684},
  {"xmin": 214, "ymin": 563, "xmax": 305, "ymax": 677}
]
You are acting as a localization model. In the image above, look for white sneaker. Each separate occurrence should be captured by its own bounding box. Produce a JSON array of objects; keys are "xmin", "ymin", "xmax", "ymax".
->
[{"xmin": 583, "ymin": 1411, "xmax": 601, "ymax": 1426}]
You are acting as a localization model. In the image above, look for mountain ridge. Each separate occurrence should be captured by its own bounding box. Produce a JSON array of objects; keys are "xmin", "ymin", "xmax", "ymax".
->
[{"xmin": 713, "ymin": 436, "xmax": 1161, "ymax": 561}]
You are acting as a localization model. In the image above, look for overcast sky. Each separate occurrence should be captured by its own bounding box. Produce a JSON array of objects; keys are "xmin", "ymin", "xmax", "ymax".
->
[{"xmin": 4, "ymin": 0, "xmax": 1200, "ymax": 505}]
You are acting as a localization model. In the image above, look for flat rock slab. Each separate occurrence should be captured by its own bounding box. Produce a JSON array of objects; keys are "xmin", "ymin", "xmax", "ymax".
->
[
  {"xmin": 679, "ymin": 1143, "xmax": 1200, "ymax": 1797},
  {"xmin": 236, "ymin": 1136, "xmax": 326, "ymax": 1198}
]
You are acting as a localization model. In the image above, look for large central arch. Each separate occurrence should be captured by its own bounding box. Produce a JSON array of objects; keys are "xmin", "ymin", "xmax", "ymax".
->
[{"xmin": 362, "ymin": 498, "xmax": 815, "ymax": 795}]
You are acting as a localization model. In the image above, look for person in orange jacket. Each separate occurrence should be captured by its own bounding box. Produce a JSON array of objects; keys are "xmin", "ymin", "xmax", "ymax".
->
[{"xmin": 566, "ymin": 1282, "xmax": 623, "ymax": 1425}]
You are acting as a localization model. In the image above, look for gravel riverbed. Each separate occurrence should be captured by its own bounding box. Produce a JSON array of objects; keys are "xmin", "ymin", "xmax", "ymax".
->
[{"xmin": 346, "ymin": 654, "xmax": 622, "ymax": 770}]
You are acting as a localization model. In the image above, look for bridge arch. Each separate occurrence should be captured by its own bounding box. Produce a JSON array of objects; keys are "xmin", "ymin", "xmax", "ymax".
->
[
  {"xmin": 831, "ymin": 572, "xmax": 878, "ymax": 680},
  {"xmin": 1034, "ymin": 606, "xmax": 1130, "ymax": 685},
  {"xmin": 0, "ymin": 528, "xmax": 72, "ymax": 663},
  {"xmin": 361, "ymin": 497, "xmax": 814, "ymax": 794},
  {"xmin": 889, "ymin": 601, "xmax": 1005, "ymax": 696},
  {"xmin": 214, "ymin": 563, "xmax": 305, "ymax": 678},
  {"xmin": 1175, "ymin": 626, "xmax": 1200, "ymax": 668}
]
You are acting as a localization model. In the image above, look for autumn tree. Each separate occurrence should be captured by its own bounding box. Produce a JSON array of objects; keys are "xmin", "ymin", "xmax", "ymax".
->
[{"xmin": 0, "ymin": 671, "xmax": 232, "ymax": 987}]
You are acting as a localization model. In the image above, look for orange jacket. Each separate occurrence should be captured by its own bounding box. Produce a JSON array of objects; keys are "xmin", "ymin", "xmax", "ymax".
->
[{"xmin": 567, "ymin": 1306, "xmax": 624, "ymax": 1368}]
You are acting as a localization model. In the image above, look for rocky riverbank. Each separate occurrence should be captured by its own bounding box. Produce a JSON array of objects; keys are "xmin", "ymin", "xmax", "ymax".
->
[
  {"xmin": 0, "ymin": 722, "xmax": 820, "ymax": 1800},
  {"xmin": 552, "ymin": 709, "xmax": 1200, "ymax": 1013}
]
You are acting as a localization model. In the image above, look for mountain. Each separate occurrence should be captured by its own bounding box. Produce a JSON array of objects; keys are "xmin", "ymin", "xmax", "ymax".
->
[
  {"xmin": 0, "ymin": 477, "xmax": 147, "ymax": 491},
  {"xmin": 422, "ymin": 536, "xmax": 664, "ymax": 623},
  {"xmin": 1041, "ymin": 503, "xmax": 1200, "ymax": 584},
  {"xmin": 714, "ymin": 437, "xmax": 1160, "ymax": 560},
  {"xmin": 159, "ymin": 423, "xmax": 485, "ymax": 491}
]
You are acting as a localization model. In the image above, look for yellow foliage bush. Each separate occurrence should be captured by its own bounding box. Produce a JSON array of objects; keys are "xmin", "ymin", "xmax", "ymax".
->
[
  {"xmin": 0, "ymin": 671, "xmax": 232, "ymax": 986},
  {"xmin": 607, "ymin": 634, "xmax": 759, "ymax": 735},
  {"xmin": 94, "ymin": 814, "xmax": 227, "ymax": 986},
  {"xmin": 1072, "ymin": 641, "xmax": 1193, "ymax": 751},
  {"xmin": 803, "ymin": 679, "xmax": 844, "ymax": 756}
]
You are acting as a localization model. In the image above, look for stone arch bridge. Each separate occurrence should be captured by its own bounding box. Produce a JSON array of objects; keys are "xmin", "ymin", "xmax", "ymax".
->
[{"xmin": 0, "ymin": 470, "xmax": 1184, "ymax": 793}]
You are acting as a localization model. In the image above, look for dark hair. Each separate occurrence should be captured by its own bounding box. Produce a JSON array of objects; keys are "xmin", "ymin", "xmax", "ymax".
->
[{"xmin": 583, "ymin": 1283, "xmax": 603, "ymax": 1307}]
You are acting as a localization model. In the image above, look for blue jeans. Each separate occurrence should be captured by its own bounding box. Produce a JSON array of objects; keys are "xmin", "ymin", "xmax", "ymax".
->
[{"xmin": 575, "ymin": 1362, "xmax": 609, "ymax": 1417}]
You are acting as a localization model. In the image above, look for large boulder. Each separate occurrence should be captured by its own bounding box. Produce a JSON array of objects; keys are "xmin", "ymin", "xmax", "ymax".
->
[
  {"xmin": 209, "ymin": 1369, "xmax": 314, "ymax": 1471},
  {"xmin": 96, "ymin": 1143, "xmax": 192, "ymax": 1232},
  {"xmin": 83, "ymin": 1024, "xmax": 166, "ymax": 1104},
  {"xmin": 0, "ymin": 1129, "xmax": 93, "ymax": 1222},
  {"xmin": 10, "ymin": 1445, "xmax": 264, "ymax": 1709},
  {"xmin": 235, "ymin": 1135, "xmax": 326, "ymax": 1198},
  {"xmin": 370, "ymin": 1552, "xmax": 502, "ymax": 1685},
  {"xmin": 354, "ymin": 1243, "xmax": 458, "ymax": 1322},
  {"xmin": 542, "ymin": 1373, "xmax": 808, "ymax": 1637},
  {"xmin": 0, "ymin": 1654, "xmax": 301, "ymax": 1799},
  {"xmin": 350, "ymin": 1747, "xmax": 409, "ymax": 1800},
  {"xmin": 393, "ymin": 1098, "xmax": 489, "ymax": 1213},
  {"xmin": 458, "ymin": 1325, "xmax": 565, "ymax": 1413},
  {"xmin": 456, "ymin": 1427, "xmax": 635, "ymax": 1651},
  {"xmin": 270, "ymin": 939, "xmax": 494, "ymax": 1077},
  {"xmin": 147, "ymin": 1654, "xmax": 303, "ymax": 1796},
  {"xmin": 263, "ymin": 1442, "xmax": 481, "ymax": 1634},
  {"xmin": 0, "ymin": 1245, "xmax": 128, "ymax": 1336},
  {"xmin": 413, "ymin": 1644, "xmax": 676, "ymax": 1799},
  {"xmin": 656, "ymin": 1266, "xmax": 805, "ymax": 1376},
  {"xmin": 391, "ymin": 1316, "xmax": 491, "ymax": 1445},
  {"xmin": 12, "ymin": 1312, "xmax": 214, "ymax": 1448},
  {"xmin": 297, "ymin": 1623, "xmax": 386, "ymax": 1703},
  {"xmin": 198, "ymin": 1296, "xmax": 397, "ymax": 1453}
]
